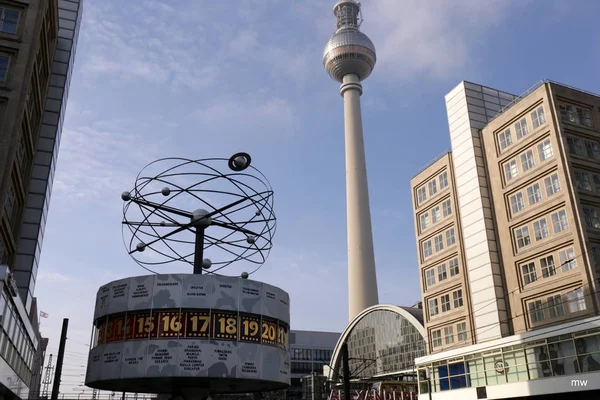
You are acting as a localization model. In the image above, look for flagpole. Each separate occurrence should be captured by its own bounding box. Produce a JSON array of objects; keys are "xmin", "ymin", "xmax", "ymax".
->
[{"xmin": 40, "ymin": 311, "xmax": 49, "ymax": 328}]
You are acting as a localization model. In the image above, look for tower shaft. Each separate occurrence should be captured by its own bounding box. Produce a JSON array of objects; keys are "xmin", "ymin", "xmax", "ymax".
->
[{"xmin": 341, "ymin": 73, "xmax": 379, "ymax": 321}]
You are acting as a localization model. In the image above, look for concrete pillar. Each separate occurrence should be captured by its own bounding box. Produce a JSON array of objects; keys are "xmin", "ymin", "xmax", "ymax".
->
[{"xmin": 340, "ymin": 73, "xmax": 379, "ymax": 321}]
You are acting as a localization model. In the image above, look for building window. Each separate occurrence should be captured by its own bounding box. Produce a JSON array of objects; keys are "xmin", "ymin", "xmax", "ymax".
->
[
  {"xmin": 441, "ymin": 294, "xmax": 451, "ymax": 312},
  {"xmin": 515, "ymin": 118, "xmax": 528, "ymax": 139},
  {"xmin": 594, "ymin": 174, "xmax": 600, "ymax": 194},
  {"xmin": 515, "ymin": 226, "xmax": 531, "ymax": 249},
  {"xmin": 452, "ymin": 290, "xmax": 463, "ymax": 308},
  {"xmin": 449, "ymin": 258, "xmax": 459, "ymax": 276},
  {"xmin": 0, "ymin": 8, "xmax": 19, "ymax": 34},
  {"xmin": 540, "ymin": 255, "xmax": 556, "ymax": 278},
  {"xmin": 444, "ymin": 326, "xmax": 454, "ymax": 345},
  {"xmin": 438, "ymin": 263, "xmax": 447, "ymax": 282},
  {"xmin": 428, "ymin": 180, "xmax": 437, "ymax": 197},
  {"xmin": 537, "ymin": 139, "xmax": 553, "ymax": 161},
  {"xmin": 434, "ymin": 234, "xmax": 444, "ymax": 252},
  {"xmin": 521, "ymin": 262, "xmax": 537, "ymax": 285},
  {"xmin": 575, "ymin": 171, "xmax": 592, "ymax": 191},
  {"xmin": 431, "ymin": 330, "xmax": 442, "ymax": 347},
  {"xmin": 15, "ymin": 135, "xmax": 27, "ymax": 178},
  {"xmin": 531, "ymin": 106, "xmax": 546, "ymax": 129},
  {"xmin": 429, "ymin": 299, "xmax": 439, "ymax": 317},
  {"xmin": 423, "ymin": 240, "xmax": 432, "ymax": 257},
  {"xmin": 0, "ymin": 235, "xmax": 6, "ymax": 264},
  {"xmin": 583, "ymin": 207, "xmax": 600, "ymax": 229},
  {"xmin": 420, "ymin": 213, "xmax": 429, "ymax": 230},
  {"xmin": 559, "ymin": 247, "xmax": 576, "ymax": 272},
  {"xmin": 510, "ymin": 192, "xmax": 525, "ymax": 214},
  {"xmin": 527, "ymin": 183, "xmax": 542, "ymax": 206},
  {"xmin": 544, "ymin": 173, "xmax": 560, "ymax": 197},
  {"xmin": 439, "ymin": 171, "xmax": 448, "ymax": 190},
  {"xmin": 533, "ymin": 218, "xmax": 549, "ymax": 241},
  {"xmin": 504, "ymin": 160, "xmax": 518, "ymax": 181},
  {"xmin": 528, "ymin": 300, "xmax": 545, "ymax": 323},
  {"xmin": 432, "ymin": 206, "xmax": 441, "ymax": 223},
  {"xmin": 520, "ymin": 150, "xmax": 535, "ymax": 172},
  {"xmin": 426, "ymin": 269, "xmax": 436, "ymax": 287},
  {"xmin": 456, "ymin": 322, "xmax": 468, "ymax": 341},
  {"xmin": 551, "ymin": 210, "xmax": 568, "ymax": 233},
  {"xmin": 0, "ymin": 55, "xmax": 9, "ymax": 82},
  {"xmin": 445, "ymin": 228, "xmax": 455, "ymax": 246},
  {"xmin": 499, "ymin": 129, "xmax": 512, "ymax": 150},
  {"xmin": 442, "ymin": 199, "xmax": 452, "ymax": 217},
  {"xmin": 547, "ymin": 295, "xmax": 564, "ymax": 318},
  {"xmin": 560, "ymin": 104, "xmax": 577, "ymax": 124},
  {"xmin": 567, "ymin": 136, "xmax": 585, "ymax": 156},
  {"xmin": 3, "ymin": 184, "xmax": 16, "ymax": 225},
  {"xmin": 591, "ymin": 244, "xmax": 600, "ymax": 274},
  {"xmin": 584, "ymin": 140, "xmax": 600, "ymax": 159},
  {"xmin": 566, "ymin": 288, "xmax": 586, "ymax": 313},
  {"xmin": 577, "ymin": 107, "xmax": 593, "ymax": 127},
  {"xmin": 417, "ymin": 187, "xmax": 427, "ymax": 204}
]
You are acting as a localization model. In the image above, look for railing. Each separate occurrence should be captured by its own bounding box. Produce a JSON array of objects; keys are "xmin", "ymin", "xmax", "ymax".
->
[
  {"xmin": 485, "ymin": 79, "xmax": 546, "ymax": 125},
  {"xmin": 412, "ymin": 149, "xmax": 451, "ymax": 178},
  {"xmin": 487, "ymin": 78, "xmax": 600, "ymax": 125}
]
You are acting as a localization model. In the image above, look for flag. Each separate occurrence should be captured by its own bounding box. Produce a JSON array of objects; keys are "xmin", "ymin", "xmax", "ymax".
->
[{"xmin": 40, "ymin": 311, "xmax": 49, "ymax": 318}]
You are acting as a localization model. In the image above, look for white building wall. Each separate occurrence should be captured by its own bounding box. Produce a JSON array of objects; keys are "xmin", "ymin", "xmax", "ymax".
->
[
  {"xmin": 444, "ymin": 82, "xmax": 519, "ymax": 343},
  {"xmin": 429, "ymin": 374, "xmax": 599, "ymax": 400}
]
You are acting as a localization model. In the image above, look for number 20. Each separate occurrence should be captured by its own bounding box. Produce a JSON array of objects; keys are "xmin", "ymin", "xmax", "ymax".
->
[{"xmin": 262, "ymin": 323, "xmax": 276, "ymax": 341}]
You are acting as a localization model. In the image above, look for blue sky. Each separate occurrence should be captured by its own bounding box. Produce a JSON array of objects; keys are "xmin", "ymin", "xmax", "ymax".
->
[{"xmin": 33, "ymin": 0, "xmax": 600, "ymax": 393}]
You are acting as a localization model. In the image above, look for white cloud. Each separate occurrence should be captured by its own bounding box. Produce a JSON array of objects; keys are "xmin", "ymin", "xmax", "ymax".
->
[
  {"xmin": 79, "ymin": 0, "xmax": 527, "ymax": 92},
  {"xmin": 80, "ymin": 3, "xmax": 217, "ymax": 90},
  {"xmin": 193, "ymin": 95, "xmax": 296, "ymax": 138},
  {"xmin": 36, "ymin": 270, "xmax": 72, "ymax": 282},
  {"xmin": 361, "ymin": 0, "xmax": 526, "ymax": 79},
  {"xmin": 53, "ymin": 116, "xmax": 169, "ymax": 203}
]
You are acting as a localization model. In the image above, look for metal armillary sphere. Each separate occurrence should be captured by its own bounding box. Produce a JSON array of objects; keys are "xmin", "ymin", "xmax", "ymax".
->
[{"xmin": 121, "ymin": 153, "xmax": 276, "ymax": 278}]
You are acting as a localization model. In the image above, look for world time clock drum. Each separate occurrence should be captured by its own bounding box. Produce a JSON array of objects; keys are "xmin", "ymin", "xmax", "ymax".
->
[{"xmin": 84, "ymin": 154, "xmax": 289, "ymax": 397}]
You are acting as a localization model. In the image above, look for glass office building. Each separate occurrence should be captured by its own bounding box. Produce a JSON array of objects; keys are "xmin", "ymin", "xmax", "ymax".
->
[{"xmin": 327, "ymin": 305, "xmax": 426, "ymax": 382}]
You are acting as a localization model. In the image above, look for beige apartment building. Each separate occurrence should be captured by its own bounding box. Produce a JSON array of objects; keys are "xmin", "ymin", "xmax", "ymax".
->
[{"xmin": 411, "ymin": 80, "xmax": 600, "ymax": 399}]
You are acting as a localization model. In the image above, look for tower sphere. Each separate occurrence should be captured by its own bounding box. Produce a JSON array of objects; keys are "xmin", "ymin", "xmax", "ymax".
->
[{"xmin": 323, "ymin": 0, "xmax": 376, "ymax": 83}]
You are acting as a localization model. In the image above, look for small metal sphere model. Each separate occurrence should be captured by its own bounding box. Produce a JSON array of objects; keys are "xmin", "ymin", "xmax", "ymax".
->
[
  {"xmin": 121, "ymin": 152, "xmax": 276, "ymax": 277},
  {"xmin": 323, "ymin": 0, "xmax": 376, "ymax": 82}
]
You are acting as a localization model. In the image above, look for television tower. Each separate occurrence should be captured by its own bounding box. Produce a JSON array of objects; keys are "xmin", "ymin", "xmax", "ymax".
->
[{"xmin": 323, "ymin": 0, "xmax": 379, "ymax": 320}]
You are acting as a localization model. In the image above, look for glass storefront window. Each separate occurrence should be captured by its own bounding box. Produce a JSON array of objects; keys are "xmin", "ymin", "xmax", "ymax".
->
[
  {"xmin": 9, "ymin": 315, "xmax": 17, "ymax": 342},
  {"xmin": 4, "ymin": 306, "xmax": 13, "ymax": 335},
  {"xmin": 484, "ymin": 356, "xmax": 506, "ymax": 385},
  {"xmin": 550, "ymin": 340, "xmax": 578, "ymax": 375},
  {"xmin": 466, "ymin": 358, "xmax": 485, "ymax": 387},
  {"xmin": 420, "ymin": 331, "xmax": 600, "ymax": 396},
  {"xmin": 503, "ymin": 350, "xmax": 528, "ymax": 383},
  {"xmin": 0, "ymin": 294, "xmax": 6, "ymax": 320},
  {"xmin": 448, "ymin": 361, "xmax": 468, "ymax": 389},
  {"xmin": 574, "ymin": 335, "xmax": 600, "ymax": 373},
  {"xmin": 6, "ymin": 343, "xmax": 13, "ymax": 365}
]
